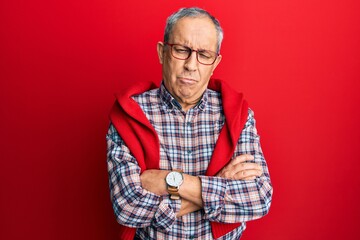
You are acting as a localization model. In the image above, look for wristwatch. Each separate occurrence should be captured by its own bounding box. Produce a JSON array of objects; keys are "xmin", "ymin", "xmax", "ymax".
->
[{"xmin": 165, "ymin": 170, "xmax": 184, "ymax": 200}]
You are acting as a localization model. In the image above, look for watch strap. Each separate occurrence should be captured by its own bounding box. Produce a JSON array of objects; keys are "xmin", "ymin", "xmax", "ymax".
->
[{"xmin": 168, "ymin": 186, "xmax": 181, "ymax": 200}]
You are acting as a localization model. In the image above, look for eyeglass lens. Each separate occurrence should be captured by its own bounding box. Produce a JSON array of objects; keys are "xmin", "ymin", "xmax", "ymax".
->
[{"xmin": 170, "ymin": 44, "xmax": 217, "ymax": 65}]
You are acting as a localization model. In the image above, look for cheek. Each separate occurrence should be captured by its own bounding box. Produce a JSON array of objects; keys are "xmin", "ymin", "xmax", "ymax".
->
[
  {"xmin": 199, "ymin": 68, "xmax": 213, "ymax": 80},
  {"xmin": 165, "ymin": 60, "xmax": 182, "ymax": 78},
  {"xmin": 163, "ymin": 59, "xmax": 173, "ymax": 77}
]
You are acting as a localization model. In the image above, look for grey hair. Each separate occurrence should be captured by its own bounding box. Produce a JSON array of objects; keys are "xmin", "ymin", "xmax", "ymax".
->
[{"xmin": 164, "ymin": 7, "xmax": 224, "ymax": 53}]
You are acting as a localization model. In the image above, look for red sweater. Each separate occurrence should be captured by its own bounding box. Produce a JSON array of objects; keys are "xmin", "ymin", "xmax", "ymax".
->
[{"xmin": 109, "ymin": 78, "xmax": 248, "ymax": 239}]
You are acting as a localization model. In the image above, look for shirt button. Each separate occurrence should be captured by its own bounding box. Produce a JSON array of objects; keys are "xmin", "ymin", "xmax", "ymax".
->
[
  {"xmin": 187, "ymin": 150, "xmax": 192, "ymax": 155},
  {"xmin": 186, "ymin": 122, "xmax": 191, "ymax": 126}
]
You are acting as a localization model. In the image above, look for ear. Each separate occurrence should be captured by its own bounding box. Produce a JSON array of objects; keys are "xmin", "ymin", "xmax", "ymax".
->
[
  {"xmin": 157, "ymin": 42, "xmax": 165, "ymax": 64},
  {"xmin": 211, "ymin": 54, "xmax": 222, "ymax": 74}
]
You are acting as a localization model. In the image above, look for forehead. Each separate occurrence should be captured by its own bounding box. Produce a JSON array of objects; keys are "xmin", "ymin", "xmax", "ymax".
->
[{"xmin": 169, "ymin": 17, "xmax": 218, "ymax": 51}]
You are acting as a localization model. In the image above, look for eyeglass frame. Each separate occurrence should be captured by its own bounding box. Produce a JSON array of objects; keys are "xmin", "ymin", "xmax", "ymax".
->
[{"xmin": 164, "ymin": 42, "xmax": 219, "ymax": 66}]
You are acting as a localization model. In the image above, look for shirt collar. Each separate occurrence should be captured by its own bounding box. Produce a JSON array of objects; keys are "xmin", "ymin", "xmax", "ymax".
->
[{"xmin": 160, "ymin": 81, "xmax": 208, "ymax": 112}]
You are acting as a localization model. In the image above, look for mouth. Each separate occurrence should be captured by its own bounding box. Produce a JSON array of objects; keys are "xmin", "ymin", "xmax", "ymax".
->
[{"xmin": 177, "ymin": 77, "xmax": 197, "ymax": 84}]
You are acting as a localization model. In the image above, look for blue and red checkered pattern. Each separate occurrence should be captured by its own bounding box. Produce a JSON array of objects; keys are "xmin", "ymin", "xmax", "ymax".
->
[{"xmin": 107, "ymin": 82, "xmax": 272, "ymax": 239}]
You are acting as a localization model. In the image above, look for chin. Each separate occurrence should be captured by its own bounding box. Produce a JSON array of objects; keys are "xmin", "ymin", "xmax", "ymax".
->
[{"xmin": 178, "ymin": 89, "xmax": 194, "ymax": 98}]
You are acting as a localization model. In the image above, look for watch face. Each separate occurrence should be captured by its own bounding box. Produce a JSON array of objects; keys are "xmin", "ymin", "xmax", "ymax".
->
[{"xmin": 166, "ymin": 171, "xmax": 183, "ymax": 187}]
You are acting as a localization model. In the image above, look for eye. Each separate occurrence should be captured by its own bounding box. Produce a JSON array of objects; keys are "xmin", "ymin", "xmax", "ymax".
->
[
  {"xmin": 174, "ymin": 46, "xmax": 189, "ymax": 54},
  {"xmin": 198, "ymin": 51, "xmax": 212, "ymax": 59}
]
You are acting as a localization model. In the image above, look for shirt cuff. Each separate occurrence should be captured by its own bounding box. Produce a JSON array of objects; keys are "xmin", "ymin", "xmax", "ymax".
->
[
  {"xmin": 199, "ymin": 176, "xmax": 227, "ymax": 220},
  {"xmin": 151, "ymin": 196, "xmax": 180, "ymax": 232}
]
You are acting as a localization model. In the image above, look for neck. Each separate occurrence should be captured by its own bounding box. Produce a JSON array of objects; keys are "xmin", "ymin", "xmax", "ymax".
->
[{"xmin": 176, "ymin": 96, "xmax": 202, "ymax": 111}]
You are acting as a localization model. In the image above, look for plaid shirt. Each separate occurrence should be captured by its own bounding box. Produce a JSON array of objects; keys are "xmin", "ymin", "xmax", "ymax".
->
[{"xmin": 107, "ymin": 83, "xmax": 272, "ymax": 240}]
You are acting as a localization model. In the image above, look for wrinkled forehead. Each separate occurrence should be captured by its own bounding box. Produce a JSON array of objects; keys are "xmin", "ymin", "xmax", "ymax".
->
[{"xmin": 169, "ymin": 17, "xmax": 218, "ymax": 51}]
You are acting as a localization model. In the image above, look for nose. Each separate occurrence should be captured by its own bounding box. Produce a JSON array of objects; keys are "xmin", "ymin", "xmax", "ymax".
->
[{"xmin": 184, "ymin": 50, "xmax": 198, "ymax": 71}]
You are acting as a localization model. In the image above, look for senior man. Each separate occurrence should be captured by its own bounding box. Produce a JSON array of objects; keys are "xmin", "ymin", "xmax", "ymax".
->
[{"xmin": 107, "ymin": 7, "xmax": 273, "ymax": 240}]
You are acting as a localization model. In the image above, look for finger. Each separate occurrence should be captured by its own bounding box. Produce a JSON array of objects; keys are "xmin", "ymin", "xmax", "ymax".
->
[
  {"xmin": 230, "ymin": 154, "xmax": 254, "ymax": 165},
  {"xmin": 233, "ymin": 169, "xmax": 263, "ymax": 180},
  {"xmin": 219, "ymin": 163, "xmax": 262, "ymax": 179},
  {"xmin": 216, "ymin": 168, "xmax": 234, "ymax": 179},
  {"xmin": 243, "ymin": 176, "xmax": 257, "ymax": 181},
  {"xmin": 238, "ymin": 163, "xmax": 262, "ymax": 171},
  {"xmin": 231, "ymin": 163, "xmax": 263, "ymax": 175},
  {"xmin": 244, "ymin": 169, "xmax": 263, "ymax": 177}
]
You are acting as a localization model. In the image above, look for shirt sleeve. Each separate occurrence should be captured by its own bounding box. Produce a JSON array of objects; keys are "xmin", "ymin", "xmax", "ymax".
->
[
  {"xmin": 106, "ymin": 123, "xmax": 181, "ymax": 231},
  {"xmin": 199, "ymin": 108, "xmax": 273, "ymax": 223}
]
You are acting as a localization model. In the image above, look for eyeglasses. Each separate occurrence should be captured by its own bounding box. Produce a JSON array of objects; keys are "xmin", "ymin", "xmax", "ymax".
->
[{"xmin": 164, "ymin": 43, "xmax": 219, "ymax": 65}]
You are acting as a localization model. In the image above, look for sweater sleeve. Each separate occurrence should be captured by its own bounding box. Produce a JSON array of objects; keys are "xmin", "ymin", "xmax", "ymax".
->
[
  {"xmin": 106, "ymin": 123, "xmax": 180, "ymax": 231},
  {"xmin": 199, "ymin": 108, "xmax": 273, "ymax": 223}
]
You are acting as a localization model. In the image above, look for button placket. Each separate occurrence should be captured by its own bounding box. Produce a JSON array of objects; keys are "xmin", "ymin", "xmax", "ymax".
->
[{"xmin": 183, "ymin": 111, "xmax": 194, "ymax": 163}]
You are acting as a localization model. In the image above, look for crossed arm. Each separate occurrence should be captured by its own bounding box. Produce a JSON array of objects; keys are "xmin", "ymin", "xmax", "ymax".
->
[
  {"xmin": 140, "ymin": 154, "xmax": 263, "ymax": 217},
  {"xmin": 107, "ymin": 109, "xmax": 272, "ymax": 229}
]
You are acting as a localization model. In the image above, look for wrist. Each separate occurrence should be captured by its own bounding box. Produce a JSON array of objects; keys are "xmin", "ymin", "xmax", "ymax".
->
[
  {"xmin": 165, "ymin": 170, "xmax": 184, "ymax": 200},
  {"xmin": 179, "ymin": 174, "xmax": 203, "ymax": 207}
]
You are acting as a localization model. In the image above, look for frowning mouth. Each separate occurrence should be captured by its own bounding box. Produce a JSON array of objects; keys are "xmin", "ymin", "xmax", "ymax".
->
[{"xmin": 177, "ymin": 77, "xmax": 197, "ymax": 84}]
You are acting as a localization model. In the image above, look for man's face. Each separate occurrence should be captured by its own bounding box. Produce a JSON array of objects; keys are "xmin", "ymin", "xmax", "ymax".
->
[{"xmin": 157, "ymin": 17, "xmax": 222, "ymax": 109}]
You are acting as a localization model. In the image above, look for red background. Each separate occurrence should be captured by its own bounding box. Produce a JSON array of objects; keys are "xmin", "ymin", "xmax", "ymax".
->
[{"xmin": 1, "ymin": 0, "xmax": 360, "ymax": 239}]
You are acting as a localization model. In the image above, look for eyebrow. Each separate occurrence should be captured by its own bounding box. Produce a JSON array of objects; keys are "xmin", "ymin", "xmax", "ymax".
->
[{"xmin": 178, "ymin": 44, "xmax": 213, "ymax": 52}]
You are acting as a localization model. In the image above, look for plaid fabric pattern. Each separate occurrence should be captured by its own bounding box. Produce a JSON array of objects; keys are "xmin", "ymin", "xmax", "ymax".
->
[{"xmin": 107, "ymin": 83, "xmax": 272, "ymax": 239}]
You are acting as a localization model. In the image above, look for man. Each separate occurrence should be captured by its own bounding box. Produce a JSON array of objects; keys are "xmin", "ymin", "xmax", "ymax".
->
[{"xmin": 107, "ymin": 7, "xmax": 272, "ymax": 240}]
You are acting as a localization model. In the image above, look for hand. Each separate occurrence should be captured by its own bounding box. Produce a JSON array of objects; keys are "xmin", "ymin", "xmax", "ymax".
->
[
  {"xmin": 216, "ymin": 154, "xmax": 263, "ymax": 180},
  {"xmin": 176, "ymin": 198, "xmax": 202, "ymax": 218},
  {"xmin": 140, "ymin": 169, "xmax": 169, "ymax": 196}
]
